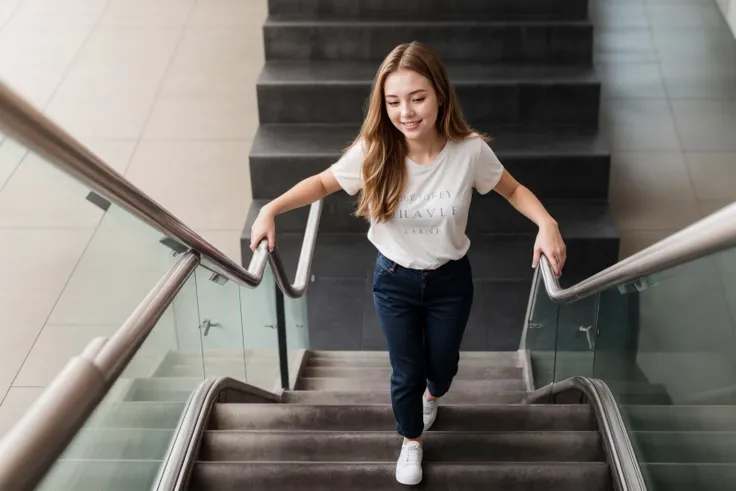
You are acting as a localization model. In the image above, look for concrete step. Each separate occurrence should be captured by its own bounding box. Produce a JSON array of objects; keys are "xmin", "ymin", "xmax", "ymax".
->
[
  {"xmin": 258, "ymin": 62, "xmax": 599, "ymax": 126},
  {"xmin": 643, "ymin": 463, "xmax": 736, "ymax": 491},
  {"xmin": 309, "ymin": 358, "xmax": 503, "ymax": 369},
  {"xmin": 301, "ymin": 365, "xmax": 523, "ymax": 380},
  {"xmin": 283, "ymin": 390, "xmax": 528, "ymax": 405},
  {"xmin": 249, "ymin": 124, "xmax": 610, "ymax": 201},
  {"xmin": 309, "ymin": 350, "xmax": 521, "ymax": 363},
  {"xmin": 295, "ymin": 377, "xmax": 525, "ymax": 392},
  {"xmin": 625, "ymin": 405, "xmax": 736, "ymax": 432},
  {"xmin": 210, "ymin": 404, "xmax": 596, "ymax": 432},
  {"xmin": 264, "ymin": 18, "xmax": 593, "ymax": 64},
  {"xmin": 269, "ymin": 0, "xmax": 589, "ymax": 21},
  {"xmin": 247, "ymin": 194, "xmax": 617, "ymax": 240},
  {"xmin": 191, "ymin": 462, "xmax": 613, "ymax": 490},
  {"xmin": 242, "ymin": 222, "xmax": 617, "ymax": 281},
  {"xmin": 200, "ymin": 430, "xmax": 604, "ymax": 462}
]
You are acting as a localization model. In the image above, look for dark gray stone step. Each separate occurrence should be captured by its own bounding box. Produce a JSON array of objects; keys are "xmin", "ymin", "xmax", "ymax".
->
[
  {"xmin": 296, "ymin": 377, "xmax": 525, "ymax": 392},
  {"xmin": 309, "ymin": 350, "xmax": 521, "ymax": 365},
  {"xmin": 269, "ymin": 0, "xmax": 589, "ymax": 21},
  {"xmin": 264, "ymin": 18, "xmax": 593, "ymax": 64},
  {"xmin": 283, "ymin": 390, "xmax": 528, "ymax": 405},
  {"xmin": 237, "ymin": 237, "xmax": 615, "ymax": 354},
  {"xmin": 247, "ymin": 194, "xmax": 616, "ymax": 236},
  {"xmin": 306, "ymin": 353, "xmax": 521, "ymax": 368},
  {"xmin": 200, "ymin": 430, "xmax": 604, "ymax": 462},
  {"xmin": 209, "ymin": 404, "xmax": 596, "ymax": 432},
  {"xmin": 635, "ymin": 431, "xmax": 736, "ymax": 463},
  {"xmin": 249, "ymin": 124, "xmax": 610, "ymax": 200},
  {"xmin": 242, "ymin": 204, "xmax": 619, "ymax": 281},
  {"xmin": 191, "ymin": 462, "xmax": 613, "ymax": 490},
  {"xmin": 258, "ymin": 62, "xmax": 600, "ymax": 126},
  {"xmin": 302, "ymin": 365, "xmax": 523, "ymax": 380},
  {"xmin": 642, "ymin": 463, "xmax": 736, "ymax": 491},
  {"xmin": 625, "ymin": 405, "xmax": 736, "ymax": 432}
]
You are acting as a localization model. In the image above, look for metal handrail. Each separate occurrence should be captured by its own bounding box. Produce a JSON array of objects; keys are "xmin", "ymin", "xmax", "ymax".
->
[
  {"xmin": 526, "ymin": 377, "xmax": 648, "ymax": 491},
  {"xmin": 0, "ymin": 80, "xmax": 322, "ymax": 299},
  {"xmin": 0, "ymin": 253, "xmax": 200, "ymax": 491},
  {"xmin": 155, "ymin": 377, "xmax": 283, "ymax": 491},
  {"xmin": 539, "ymin": 202, "xmax": 736, "ymax": 303}
]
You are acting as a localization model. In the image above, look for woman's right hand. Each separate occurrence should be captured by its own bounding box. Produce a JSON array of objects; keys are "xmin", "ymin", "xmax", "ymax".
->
[{"xmin": 250, "ymin": 206, "xmax": 276, "ymax": 252}]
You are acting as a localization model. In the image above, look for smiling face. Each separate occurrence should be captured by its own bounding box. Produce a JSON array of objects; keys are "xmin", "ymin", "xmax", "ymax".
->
[{"xmin": 383, "ymin": 68, "xmax": 441, "ymax": 142}]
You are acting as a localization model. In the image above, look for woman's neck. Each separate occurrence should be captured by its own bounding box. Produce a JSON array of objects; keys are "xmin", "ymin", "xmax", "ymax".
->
[{"xmin": 405, "ymin": 131, "xmax": 447, "ymax": 165}]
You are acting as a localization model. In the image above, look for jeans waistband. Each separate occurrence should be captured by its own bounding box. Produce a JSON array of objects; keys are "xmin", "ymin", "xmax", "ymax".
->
[{"xmin": 376, "ymin": 252, "xmax": 468, "ymax": 274}]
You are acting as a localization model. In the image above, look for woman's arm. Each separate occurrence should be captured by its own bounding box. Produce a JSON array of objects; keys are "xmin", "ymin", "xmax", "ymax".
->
[
  {"xmin": 250, "ymin": 169, "xmax": 342, "ymax": 252},
  {"xmin": 493, "ymin": 170, "xmax": 567, "ymax": 276}
]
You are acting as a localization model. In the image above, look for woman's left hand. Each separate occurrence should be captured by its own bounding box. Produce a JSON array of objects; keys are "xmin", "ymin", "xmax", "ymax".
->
[{"xmin": 532, "ymin": 221, "xmax": 567, "ymax": 277}]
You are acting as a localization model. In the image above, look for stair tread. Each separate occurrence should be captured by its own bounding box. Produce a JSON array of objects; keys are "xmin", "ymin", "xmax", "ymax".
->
[
  {"xmin": 260, "ymin": 61, "xmax": 598, "ymax": 84},
  {"xmin": 301, "ymin": 366, "xmax": 524, "ymax": 382},
  {"xmin": 211, "ymin": 403, "xmax": 596, "ymax": 431},
  {"xmin": 201, "ymin": 429, "xmax": 604, "ymax": 462},
  {"xmin": 203, "ymin": 429, "xmax": 601, "ymax": 434},
  {"xmin": 191, "ymin": 461, "xmax": 613, "ymax": 490},
  {"xmin": 266, "ymin": 15, "xmax": 592, "ymax": 26},
  {"xmin": 246, "ymin": 198, "xmax": 618, "ymax": 239},
  {"xmin": 251, "ymin": 123, "xmax": 608, "ymax": 158},
  {"xmin": 309, "ymin": 350, "xmax": 520, "ymax": 358},
  {"xmin": 283, "ymin": 390, "xmax": 528, "ymax": 405},
  {"xmin": 297, "ymin": 377, "xmax": 525, "ymax": 391}
]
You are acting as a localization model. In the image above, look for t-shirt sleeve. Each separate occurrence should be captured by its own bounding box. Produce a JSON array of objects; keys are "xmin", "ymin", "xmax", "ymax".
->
[
  {"xmin": 329, "ymin": 140, "xmax": 365, "ymax": 196},
  {"xmin": 473, "ymin": 139, "xmax": 505, "ymax": 195}
]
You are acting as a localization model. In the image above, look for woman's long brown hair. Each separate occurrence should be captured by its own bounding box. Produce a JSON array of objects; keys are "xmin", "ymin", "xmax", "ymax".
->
[{"xmin": 351, "ymin": 41, "xmax": 487, "ymax": 223}]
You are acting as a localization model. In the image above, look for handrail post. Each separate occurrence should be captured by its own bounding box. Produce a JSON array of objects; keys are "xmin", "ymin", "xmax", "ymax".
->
[{"xmin": 275, "ymin": 286, "xmax": 290, "ymax": 390}]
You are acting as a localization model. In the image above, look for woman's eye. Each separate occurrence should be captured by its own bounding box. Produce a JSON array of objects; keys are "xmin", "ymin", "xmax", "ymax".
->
[
  {"xmin": 414, "ymin": 98, "xmax": 425, "ymax": 103},
  {"xmin": 388, "ymin": 101, "xmax": 399, "ymax": 107}
]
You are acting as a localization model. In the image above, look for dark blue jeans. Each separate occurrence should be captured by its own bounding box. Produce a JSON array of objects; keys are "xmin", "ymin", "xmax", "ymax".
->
[{"xmin": 372, "ymin": 252, "xmax": 474, "ymax": 439}]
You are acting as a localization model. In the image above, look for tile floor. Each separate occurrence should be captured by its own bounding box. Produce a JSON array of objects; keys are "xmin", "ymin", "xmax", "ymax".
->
[{"xmin": 0, "ymin": 0, "xmax": 734, "ymax": 438}]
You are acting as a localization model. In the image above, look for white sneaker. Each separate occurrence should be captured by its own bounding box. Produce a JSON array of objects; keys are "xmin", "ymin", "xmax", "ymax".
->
[
  {"xmin": 396, "ymin": 441, "xmax": 423, "ymax": 485},
  {"xmin": 423, "ymin": 394, "xmax": 438, "ymax": 430}
]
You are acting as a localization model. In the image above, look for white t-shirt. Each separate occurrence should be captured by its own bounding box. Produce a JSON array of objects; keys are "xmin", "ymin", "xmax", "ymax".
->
[{"xmin": 330, "ymin": 136, "xmax": 505, "ymax": 270}]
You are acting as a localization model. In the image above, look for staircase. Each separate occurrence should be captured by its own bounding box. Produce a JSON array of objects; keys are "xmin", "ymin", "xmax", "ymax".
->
[
  {"xmin": 189, "ymin": 350, "xmax": 615, "ymax": 489},
  {"xmin": 242, "ymin": 0, "xmax": 620, "ymax": 351}
]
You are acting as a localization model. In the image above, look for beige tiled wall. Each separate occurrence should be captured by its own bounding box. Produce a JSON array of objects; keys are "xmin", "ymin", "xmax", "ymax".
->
[{"xmin": 0, "ymin": 0, "xmax": 266, "ymax": 438}]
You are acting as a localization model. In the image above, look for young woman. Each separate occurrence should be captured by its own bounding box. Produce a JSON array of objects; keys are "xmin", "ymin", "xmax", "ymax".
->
[{"xmin": 250, "ymin": 41, "xmax": 567, "ymax": 486}]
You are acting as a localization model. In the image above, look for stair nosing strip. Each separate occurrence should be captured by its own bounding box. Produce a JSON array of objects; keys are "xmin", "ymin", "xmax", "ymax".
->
[
  {"xmin": 194, "ymin": 460, "xmax": 609, "ymax": 466},
  {"xmin": 265, "ymin": 19, "xmax": 593, "ymax": 27},
  {"xmin": 203, "ymin": 429, "xmax": 601, "ymax": 435}
]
